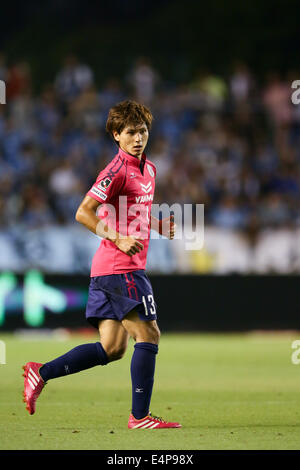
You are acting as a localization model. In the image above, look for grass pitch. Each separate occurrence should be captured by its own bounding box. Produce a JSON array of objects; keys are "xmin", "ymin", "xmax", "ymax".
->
[{"xmin": 0, "ymin": 331, "xmax": 300, "ymax": 450}]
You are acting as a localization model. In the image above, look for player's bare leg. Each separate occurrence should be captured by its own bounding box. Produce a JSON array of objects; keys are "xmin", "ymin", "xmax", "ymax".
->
[
  {"xmin": 98, "ymin": 318, "xmax": 129, "ymax": 362},
  {"xmin": 121, "ymin": 310, "xmax": 160, "ymax": 344},
  {"xmin": 122, "ymin": 309, "xmax": 181, "ymax": 429}
]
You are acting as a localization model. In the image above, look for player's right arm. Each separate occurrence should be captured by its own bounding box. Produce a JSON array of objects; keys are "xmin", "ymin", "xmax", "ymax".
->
[{"xmin": 75, "ymin": 195, "xmax": 144, "ymax": 256}]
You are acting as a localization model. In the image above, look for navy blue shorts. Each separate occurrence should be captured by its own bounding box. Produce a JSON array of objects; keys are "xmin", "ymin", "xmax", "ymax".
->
[{"xmin": 85, "ymin": 270, "xmax": 157, "ymax": 329}]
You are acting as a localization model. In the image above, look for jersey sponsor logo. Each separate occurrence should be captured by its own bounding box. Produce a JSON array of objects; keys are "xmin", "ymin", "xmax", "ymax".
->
[
  {"xmin": 140, "ymin": 182, "xmax": 152, "ymax": 193},
  {"xmin": 136, "ymin": 194, "xmax": 153, "ymax": 203},
  {"xmin": 147, "ymin": 164, "xmax": 154, "ymax": 178},
  {"xmin": 91, "ymin": 187, "xmax": 107, "ymax": 200},
  {"xmin": 98, "ymin": 177, "xmax": 111, "ymax": 191},
  {"xmin": 130, "ymin": 172, "xmax": 136, "ymax": 179}
]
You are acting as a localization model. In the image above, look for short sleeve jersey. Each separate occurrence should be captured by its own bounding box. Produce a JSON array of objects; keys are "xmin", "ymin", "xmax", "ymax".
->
[{"xmin": 87, "ymin": 147, "xmax": 156, "ymax": 276}]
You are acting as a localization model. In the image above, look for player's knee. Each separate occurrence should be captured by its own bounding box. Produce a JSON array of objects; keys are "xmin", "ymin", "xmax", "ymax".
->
[
  {"xmin": 151, "ymin": 325, "xmax": 161, "ymax": 344},
  {"xmin": 149, "ymin": 323, "xmax": 160, "ymax": 344},
  {"xmin": 137, "ymin": 323, "xmax": 160, "ymax": 345},
  {"xmin": 104, "ymin": 344, "xmax": 127, "ymax": 362}
]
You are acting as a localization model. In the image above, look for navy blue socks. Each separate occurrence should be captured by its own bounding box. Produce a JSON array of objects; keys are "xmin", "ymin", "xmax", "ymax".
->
[
  {"xmin": 39, "ymin": 342, "xmax": 108, "ymax": 382},
  {"xmin": 39, "ymin": 340, "xmax": 158, "ymax": 420},
  {"xmin": 130, "ymin": 342, "xmax": 158, "ymax": 419}
]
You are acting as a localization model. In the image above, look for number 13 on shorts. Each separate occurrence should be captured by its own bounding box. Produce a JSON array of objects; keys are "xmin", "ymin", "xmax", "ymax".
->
[{"xmin": 142, "ymin": 294, "xmax": 156, "ymax": 316}]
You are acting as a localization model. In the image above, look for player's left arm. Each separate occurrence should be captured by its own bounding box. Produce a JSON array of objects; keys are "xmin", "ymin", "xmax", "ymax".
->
[{"xmin": 150, "ymin": 214, "xmax": 176, "ymax": 240}]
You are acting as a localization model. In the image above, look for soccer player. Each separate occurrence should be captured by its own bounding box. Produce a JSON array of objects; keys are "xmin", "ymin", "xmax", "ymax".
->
[{"xmin": 22, "ymin": 100, "xmax": 181, "ymax": 429}]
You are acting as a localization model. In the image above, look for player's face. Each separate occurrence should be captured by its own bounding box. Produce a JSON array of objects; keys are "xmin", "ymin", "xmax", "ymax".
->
[{"xmin": 113, "ymin": 123, "xmax": 149, "ymax": 158}]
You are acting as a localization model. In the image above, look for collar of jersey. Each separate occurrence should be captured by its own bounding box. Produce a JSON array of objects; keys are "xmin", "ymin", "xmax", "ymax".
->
[{"xmin": 118, "ymin": 147, "xmax": 147, "ymax": 168}]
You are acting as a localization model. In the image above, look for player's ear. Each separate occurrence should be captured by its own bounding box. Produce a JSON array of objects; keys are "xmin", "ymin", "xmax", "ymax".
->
[{"xmin": 113, "ymin": 131, "xmax": 120, "ymax": 142}]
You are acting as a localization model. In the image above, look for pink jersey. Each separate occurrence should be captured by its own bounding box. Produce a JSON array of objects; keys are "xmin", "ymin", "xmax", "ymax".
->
[{"xmin": 87, "ymin": 147, "xmax": 156, "ymax": 276}]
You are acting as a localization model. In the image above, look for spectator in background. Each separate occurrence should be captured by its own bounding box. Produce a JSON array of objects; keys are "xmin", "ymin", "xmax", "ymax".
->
[
  {"xmin": 69, "ymin": 83, "xmax": 100, "ymax": 129},
  {"xmin": 229, "ymin": 61, "xmax": 254, "ymax": 105},
  {"xmin": 49, "ymin": 158, "xmax": 82, "ymax": 198},
  {"xmin": 48, "ymin": 159, "xmax": 83, "ymax": 221},
  {"xmin": 257, "ymin": 192, "xmax": 291, "ymax": 228},
  {"xmin": 20, "ymin": 184, "xmax": 55, "ymax": 229},
  {"xmin": 5, "ymin": 61, "xmax": 34, "ymax": 138},
  {"xmin": 98, "ymin": 77, "xmax": 124, "ymax": 114},
  {"xmin": 127, "ymin": 56, "xmax": 159, "ymax": 105},
  {"xmin": 148, "ymin": 137, "xmax": 172, "ymax": 184},
  {"xmin": 263, "ymin": 72, "xmax": 293, "ymax": 130},
  {"xmin": 36, "ymin": 84, "xmax": 60, "ymax": 132},
  {"xmin": 189, "ymin": 68, "xmax": 227, "ymax": 111},
  {"xmin": 55, "ymin": 54, "xmax": 94, "ymax": 105},
  {"xmin": 6, "ymin": 61, "xmax": 32, "ymax": 101}
]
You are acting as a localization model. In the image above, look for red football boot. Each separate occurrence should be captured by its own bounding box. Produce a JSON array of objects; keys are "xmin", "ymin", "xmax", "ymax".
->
[
  {"xmin": 128, "ymin": 412, "xmax": 181, "ymax": 429},
  {"xmin": 22, "ymin": 362, "xmax": 46, "ymax": 415}
]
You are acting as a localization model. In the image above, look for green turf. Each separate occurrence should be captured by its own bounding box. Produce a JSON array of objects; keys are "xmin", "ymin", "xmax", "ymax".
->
[{"xmin": 0, "ymin": 331, "xmax": 300, "ymax": 450}]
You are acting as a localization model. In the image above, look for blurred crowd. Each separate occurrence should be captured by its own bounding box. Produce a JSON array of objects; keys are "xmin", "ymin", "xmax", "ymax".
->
[{"xmin": 0, "ymin": 53, "xmax": 300, "ymax": 273}]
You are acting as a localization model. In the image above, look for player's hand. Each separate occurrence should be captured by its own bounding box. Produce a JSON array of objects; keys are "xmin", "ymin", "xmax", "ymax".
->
[
  {"xmin": 115, "ymin": 236, "xmax": 144, "ymax": 256},
  {"xmin": 160, "ymin": 215, "xmax": 176, "ymax": 240}
]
